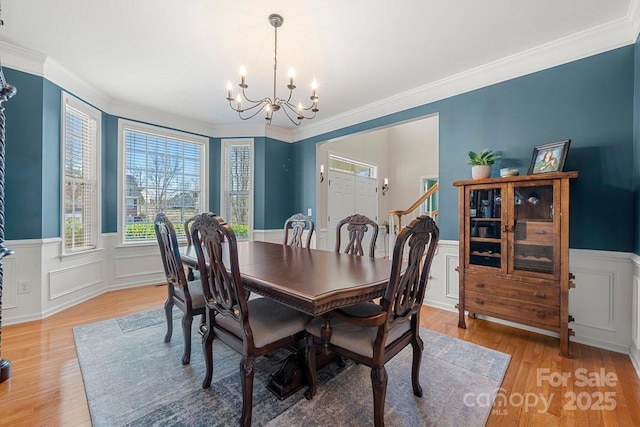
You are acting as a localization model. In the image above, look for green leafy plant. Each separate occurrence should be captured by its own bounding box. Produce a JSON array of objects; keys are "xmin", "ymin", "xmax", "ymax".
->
[{"xmin": 468, "ymin": 148, "xmax": 501, "ymax": 166}]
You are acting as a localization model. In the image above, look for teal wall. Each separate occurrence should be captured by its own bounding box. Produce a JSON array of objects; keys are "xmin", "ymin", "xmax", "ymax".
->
[
  {"xmin": 634, "ymin": 35, "xmax": 640, "ymax": 254},
  {"xmin": 294, "ymin": 45, "xmax": 635, "ymax": 252},
  {"xmin": 2, "ymin": 44, "xmax": 638, "ymax": 252},
  {"xmin": 253, "ymin": 137, "xmax": 295, "ymax": 229},
  {"xmin": 4, "ymin": 69, "xmax": 44, "ymax": 240}
]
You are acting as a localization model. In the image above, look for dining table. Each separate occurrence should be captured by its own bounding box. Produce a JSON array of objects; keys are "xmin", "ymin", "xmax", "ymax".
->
[
  {"xmin": 180, "ymin": 240, "xmax": 394, "ymax": 316},
  {"xmin": 179, "ymin": 240, "xmax": 396, "ymax": 398}
]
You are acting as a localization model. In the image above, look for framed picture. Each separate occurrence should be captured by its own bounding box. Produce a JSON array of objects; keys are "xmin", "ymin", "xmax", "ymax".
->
[{"xmin": 528, "ymin": 139, "xmax": 570, "ymax": 174}]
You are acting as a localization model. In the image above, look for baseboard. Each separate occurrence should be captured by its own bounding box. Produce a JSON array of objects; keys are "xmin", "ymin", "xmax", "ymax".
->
[
  {"xmin": 423, "ymin": 300, "xmax": 633, "ymax": 356},
  {"xmin": 631, "ymin": 346, "xmax": 640, "ymax": 380}
]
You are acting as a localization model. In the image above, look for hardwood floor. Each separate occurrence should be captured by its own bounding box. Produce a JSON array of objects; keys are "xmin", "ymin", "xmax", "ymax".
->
[{"xmin": 1, "ymin": 284, "xmax": 639, "ymax": 426}]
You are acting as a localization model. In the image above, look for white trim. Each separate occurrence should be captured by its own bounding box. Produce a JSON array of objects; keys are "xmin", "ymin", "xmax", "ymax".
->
[
  {"xmin": 60, "ymin": 92, "xmax": 102, "ymax": 256},
  {"xmin": 116, "ymin": 119, "xmax": 209, "ymax": 246},
  {"xmin": 221, "ymin": 138, "xmax": 255, "ymax": 239}
]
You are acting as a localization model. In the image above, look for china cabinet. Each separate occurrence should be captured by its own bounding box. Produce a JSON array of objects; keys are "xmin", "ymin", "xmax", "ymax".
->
[{"xmin": 453, "ymin": 171, "xmax": 578, "ymax": 356}]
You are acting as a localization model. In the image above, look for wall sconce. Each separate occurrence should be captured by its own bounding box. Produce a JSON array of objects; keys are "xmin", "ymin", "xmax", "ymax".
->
[
  {"xmin": 320, "ymin": 164, "xmax": 325, "ymax": 182},
  {"xmin": 382, "ymin": 178, "xmax": 389, "ymax": 195}
]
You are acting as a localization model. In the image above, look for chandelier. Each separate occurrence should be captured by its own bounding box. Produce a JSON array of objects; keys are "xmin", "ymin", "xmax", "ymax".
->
[{"xmin": 226, "ymin": 13, "xmax": 319, "ymax": 126}]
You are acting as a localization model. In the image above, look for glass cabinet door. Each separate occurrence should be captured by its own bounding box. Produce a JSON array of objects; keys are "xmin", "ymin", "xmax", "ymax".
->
[
  {"xmin": 512, "ymin": 183, "xmax": 556, "ymax": 275},
  {"xmin": 468, "ymin": 187, "xmax": 502, "ymax": 269}
]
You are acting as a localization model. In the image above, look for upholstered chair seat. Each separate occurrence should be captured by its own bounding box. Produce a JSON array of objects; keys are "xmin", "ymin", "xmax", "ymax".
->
[
  {"xmin": 214, "ymin": 298, "xmax": 309, "ymax": 349},
  {"xmin": 306, "ymin": 309, "xmax": 410, "ymax": 358}
]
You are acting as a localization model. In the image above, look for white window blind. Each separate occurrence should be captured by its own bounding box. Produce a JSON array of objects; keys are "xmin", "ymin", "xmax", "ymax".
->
[
  {"xmin": 122, "ymin": 123, "xmax": 205, "ymax": 243},
  {"xmin": 222, "ymin": 140, "xmax": 252, "ymax": 239},
  {"xmin": 62, "ymin": 95, "xmax": 99, "ymax": 253}
]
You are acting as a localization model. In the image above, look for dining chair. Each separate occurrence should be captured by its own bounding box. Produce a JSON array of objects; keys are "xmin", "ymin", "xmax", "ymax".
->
[
  {"xmin": 283, "ymin": 212, "xmax": 315, "ymax": 248},
  {"xmin": 191, "ymin": 212, "xmax": 309, "ymax": 427},
  {"xmin": 335, "ymin": 213, "xmax": 379, "ymax": 257},
  {"xmin": 153, "ymin": 212, "xmax": 206, "ymax": 365},
  {"xmin": 305, "ymin": 214, "xmax": 439, "ymax": 427},
  {"xmin": 183, "ymin": 214, "xmax": 199, "ymax": 280}
]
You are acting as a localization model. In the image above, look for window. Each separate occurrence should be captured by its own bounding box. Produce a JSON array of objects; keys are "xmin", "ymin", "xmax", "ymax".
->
[
  {"xmin": 119, "ymin": 120, "xmax": 207, "ymax": 244},
  {"xmin": 62, "ymin": 93, "xmax": 101, "ymax": 254},
  {"xmin": 329, "ymin": 154, "xmax": 376, "ymax": 177},
  {"xmin": 422, "ymin": 177, "xmax": 439, "ymax": 216},
  {"xmin": 221, "ymin": 139, "xmax": 253, "ymax": 240}
]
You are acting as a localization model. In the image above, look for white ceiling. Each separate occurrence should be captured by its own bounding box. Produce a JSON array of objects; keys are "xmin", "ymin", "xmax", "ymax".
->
[{"xmin": 0, "ymin": 1, "xmax": 638, "ymax": 139}]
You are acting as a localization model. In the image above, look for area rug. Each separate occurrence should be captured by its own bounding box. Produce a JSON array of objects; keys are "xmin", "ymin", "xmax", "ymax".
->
[{"xmin": 73, "ymin": 308, "xmax": 510, "ymax": 426}]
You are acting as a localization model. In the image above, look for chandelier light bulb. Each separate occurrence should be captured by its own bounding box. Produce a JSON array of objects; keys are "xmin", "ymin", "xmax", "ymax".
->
[{"xmin": 226, "ymin": 81, "xmax": 233, "ymax": 100}]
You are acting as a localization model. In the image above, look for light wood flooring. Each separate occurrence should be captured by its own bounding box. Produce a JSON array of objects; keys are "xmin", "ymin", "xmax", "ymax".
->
[{"xmin": 1, "ymin": 284, "xmax": 639, "ymax": 426}]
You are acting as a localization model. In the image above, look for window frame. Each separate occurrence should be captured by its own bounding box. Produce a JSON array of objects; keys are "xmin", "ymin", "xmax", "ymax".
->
[
  {"xmin": 117, "ymin": 119, "xmax": 209, "ymax": 246},
  {"xmin": 220, "ymin": 138, "xmax": 254, "ymax": 240},
  {"xmin": 60, "ymin": 92, "xmax": 102, "ymax": 256}
]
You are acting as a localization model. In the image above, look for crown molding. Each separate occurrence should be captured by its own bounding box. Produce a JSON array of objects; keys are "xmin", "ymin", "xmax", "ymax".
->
[
  {"xmin": 293, "ymin": 14, "xmax": 640, "ymax": 142},
  {"xmin": 44, "ymin": 58, "xmax": 111, "ymax": 111},
  {"xmin": 109, "ymin": 99, "xmax": 216, "ymax": 138},
  {"xmin": 628, "ymin": 0, "xmax": 640, "ymax": 39},
  {"xmin": 0, "ymin": 40, "xmax": 46, "ymax": 76}
]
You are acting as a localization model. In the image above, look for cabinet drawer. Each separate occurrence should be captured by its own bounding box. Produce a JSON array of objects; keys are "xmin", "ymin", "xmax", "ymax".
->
[
  {"xmin": 515, "ymin": 221, "xmax": 554, "ymax": 244},
  {"xmin": 464, "ymin": 274, "xmax": 559, "ymax": 305},
  {"xmin": 465, "ymin": 290, "xmax": 559, "ymax": 328}
]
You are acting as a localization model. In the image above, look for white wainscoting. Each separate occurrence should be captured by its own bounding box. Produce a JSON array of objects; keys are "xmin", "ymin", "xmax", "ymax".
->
[
  {"xmin": 2, "ymin": 234, "xmax": 166, "ymax": 325},
  {"xmin": 2, "ymin": 233, "xmax": 639, "ymax": 383},
  {"xmin": 630, "ymin": 255, "xmax": 640, "ymax": 380}
]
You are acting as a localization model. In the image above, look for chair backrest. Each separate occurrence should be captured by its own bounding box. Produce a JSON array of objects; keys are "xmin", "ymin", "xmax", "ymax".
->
[
  {"xmin": 183, "ymin": 214, "xmax": 198, "ymax": 246},
  {"xmin": 335, "ymin": 214, "xmax": 379, "ymax": 257},
  {"xmin": 191, "ymin": 213, "xmax": 250, "ymax": 340},
  {"xmin": 154, "ymin": 213, "xmax": 188, "ymax": 291},
  {"xmin": 380, "ymin": 214, "xmax": 439, "ymax": 334},
  {"xmin": 283, "ymin": 213, "xmax": 315, "ymax": 248}
]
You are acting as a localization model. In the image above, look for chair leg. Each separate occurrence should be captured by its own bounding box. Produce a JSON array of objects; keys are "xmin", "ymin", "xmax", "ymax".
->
[
  {"xmin": 201, "ymin": 310, "xmax": 215, "ymax": 389},
  {"xmin": 371, "ymin": 366, "xmax": 388, "ymax": 427},
  {"xmin": 181, "ymin": 313, "xmax": 193, "ymax": 365},
  {"xmin": 239, "ymin": 356, "xmax": 255, "ymax": 427},
  {"xmin": 304, "ymin": 335, "xmax": 318, "ymax": 400},
  {"xmin": 411, "ymin": 334, "xmax": 424, "ymax": 397},
  {"xmin": 164, "ymin": 297, "xmax": 173, "ymax": 343}
]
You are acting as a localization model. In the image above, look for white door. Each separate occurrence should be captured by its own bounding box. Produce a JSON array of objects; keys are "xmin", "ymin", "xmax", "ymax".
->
[
  {"xmin": 327, "ymin": 173, "xmax": 379, "ymax": 253},
  {"xmin": 356, "ymin": 176, "xmax": 381, "ymax": 255},
  {"xmin": 327, "ymin": 171, "xmax": 355, "ymax": 251}
]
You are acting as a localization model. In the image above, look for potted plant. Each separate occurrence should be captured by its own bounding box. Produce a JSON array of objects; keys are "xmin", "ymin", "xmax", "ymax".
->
[{"xmin": 468, "ymin": 148, "xmax": 501, "ymax": 179}]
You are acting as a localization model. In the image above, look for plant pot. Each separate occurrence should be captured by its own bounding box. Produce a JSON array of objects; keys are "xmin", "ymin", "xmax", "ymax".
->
[{"xmin": 471, "ymin": 165, "xmax": 491, "ymax": 180}]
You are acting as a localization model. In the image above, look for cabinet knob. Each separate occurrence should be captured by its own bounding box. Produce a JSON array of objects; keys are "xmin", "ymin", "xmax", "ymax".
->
[
  {"xmin": 536, "ymin": 312, "xmax": 546, "ymax": 318},
  {"xmin": 475, "ymin": 282, "xmax": 484, "ymax": 288},
  {"xmin": 533, "ymin": 292, "xmax": 546, "ymax": 298},
  {"xmin": 475, "ymin": 299, "xmax": 484, "ymax": 305}
]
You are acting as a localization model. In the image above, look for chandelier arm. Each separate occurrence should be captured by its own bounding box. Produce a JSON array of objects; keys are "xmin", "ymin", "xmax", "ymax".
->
[
  {"xmin": 281, "ymin": 102, "xmax": 316, "ymax": 121},
  {"xmin": 282, "ymin": 100, "xmax": 317, "ymax": 116},
  {"xmin": 238, "ymin": 103, "xmax": 269, "ymax": 121},
  {"xmin": 239, "ymin": 86, "xmax": 270, "ymax": 105},
  {"xmin": 279, "ymin": 105, "xmax": 302, "ymax": 126},
  {"xmin": 227, "ymin": 99, "xmax": 269, "ymax": 113}
]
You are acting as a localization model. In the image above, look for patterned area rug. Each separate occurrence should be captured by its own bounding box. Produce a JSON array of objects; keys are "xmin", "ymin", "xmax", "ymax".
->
[{"xmin": 73, "ymin": 308, "xmax": 510, "ymax": 426}]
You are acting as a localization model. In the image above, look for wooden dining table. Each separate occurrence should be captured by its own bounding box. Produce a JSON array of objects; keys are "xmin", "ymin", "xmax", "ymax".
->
[
  {"xmin": 179, "ymin": 240, "xmax": 396, "ymax": 398},
  {"xmin": 180, "ymin": 240, "xmax": 394, "ymax": 316}
]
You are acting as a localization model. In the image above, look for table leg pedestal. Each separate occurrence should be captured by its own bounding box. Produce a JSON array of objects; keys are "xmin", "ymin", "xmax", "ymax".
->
[
  {"xmin": 0, "ymin": 359, "xmax": 10, "ymax": 383},
  {"xmin": 266, "ymin": 341, "xmax": 338, "ymax": 400}
]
